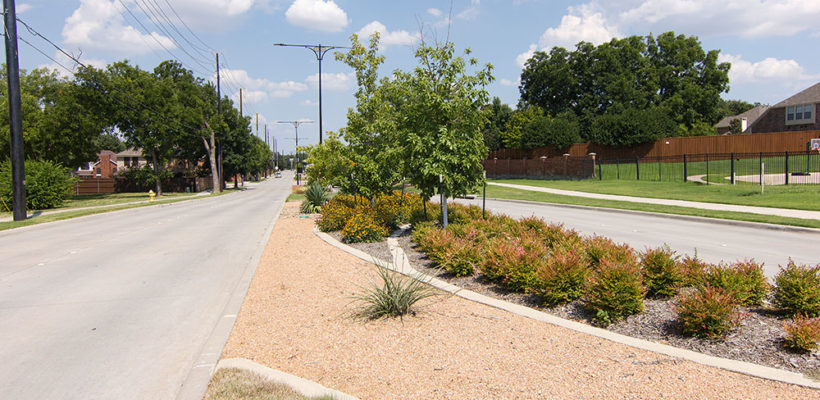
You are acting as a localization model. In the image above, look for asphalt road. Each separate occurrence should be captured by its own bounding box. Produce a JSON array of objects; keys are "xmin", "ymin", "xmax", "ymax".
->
[
  {"xmin": 455, "ymin": 197, "xmax": 819, "ymax": 279},
  {"xmin": 0, "ymin": 174, "xmax": 292, "ymax": 400}
]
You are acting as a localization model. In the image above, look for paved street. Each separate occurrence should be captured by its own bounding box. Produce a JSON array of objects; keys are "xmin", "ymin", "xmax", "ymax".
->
[
  {"xmin": 0, "ymin": 174, "xmax": 291, "ymax": 399},
  {"xmin": 456, "ymin": 197, "xmax": 818, "ymax": 279}
]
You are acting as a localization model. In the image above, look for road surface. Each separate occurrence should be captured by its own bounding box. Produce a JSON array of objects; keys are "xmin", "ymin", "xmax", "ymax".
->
[
  {"xmin": 455, "ymin": 197, "xmax": 818, "ymax": 279},
  {"xmin": 0, "ymin": 174, "xmax": 292, "ymax": 399}
]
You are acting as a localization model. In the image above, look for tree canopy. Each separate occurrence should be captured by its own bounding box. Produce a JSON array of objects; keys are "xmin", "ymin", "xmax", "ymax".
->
[{"xmin": 519, "ymin": 31, "xmax": 730, "ymax": 147}]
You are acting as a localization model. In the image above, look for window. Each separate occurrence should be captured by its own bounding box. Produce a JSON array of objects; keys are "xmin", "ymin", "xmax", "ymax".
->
[{"xmin": 786, "ymin": 103, "xmax": 815, "ymax": 125}]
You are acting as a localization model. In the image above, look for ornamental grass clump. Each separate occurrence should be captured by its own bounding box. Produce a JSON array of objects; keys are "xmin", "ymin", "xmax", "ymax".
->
[
  {"xmin": 353, "ymin": 263, "xmax": 438, "ymax": 319},
  {"xmin": 783, "ymin": 314, "xmax": 820, "ymax": 353},
  {"xmin": 772, "ymin": 261, "xmax": 820, "ymax": 317},
  {"xmin": 640, "ymin": 246, "xmax": 684, "ymax": 298},
  {"xmin": 534, "ymin": 244, "xmax": 590, "ymax": 306},
  {"xmin": 300, "ymin": 182, "xmax": 330, "ymax": 214},
  {"xmin": 341, "ymin": 211, "xmax": 388, "ymax": 243},
  {"xmin": 701, "ymin": 260, "xmax": 769, "ymax": 306},
  {"xmin": 584, "ymin": 259, "xmax": 645, "ymax": 326},
  {"xmin": 675, "ymin": 285, "xmax": 742, "ymax": 339}
]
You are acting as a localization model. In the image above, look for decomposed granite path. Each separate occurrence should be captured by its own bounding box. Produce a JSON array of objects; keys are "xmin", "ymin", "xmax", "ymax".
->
[{"xmin": 220, "ymin": 202, "xmax": 816, "ymax": 399}]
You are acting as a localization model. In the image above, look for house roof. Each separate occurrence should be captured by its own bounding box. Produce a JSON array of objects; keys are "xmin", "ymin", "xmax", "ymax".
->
[
  {"xmin": 773, "ymin": 82, "xmax": 820, "ymax": 108},
  {"xmin": 715, "ymin": 105, "xmax": 770, "ymax": 128},
  {"xmin": 116, "ymin": 148, "xmax": 144, "ymax": 157}
]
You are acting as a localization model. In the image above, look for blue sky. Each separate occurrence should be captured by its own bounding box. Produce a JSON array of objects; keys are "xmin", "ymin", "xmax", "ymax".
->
[{"xmin": 12, "ymin": 0, "xmax": 820, "ymax": 155}]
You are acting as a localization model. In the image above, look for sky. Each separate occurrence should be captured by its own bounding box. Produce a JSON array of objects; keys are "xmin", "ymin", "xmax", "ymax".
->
[{"xmin": 11, "ymin": 0, "xmax": 820, "ymax": 155}]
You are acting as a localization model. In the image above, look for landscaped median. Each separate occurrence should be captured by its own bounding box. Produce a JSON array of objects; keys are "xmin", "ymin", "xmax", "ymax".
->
[{"xmin": 215, "ymin": 201, "xmax": 817, "ymax": 399}]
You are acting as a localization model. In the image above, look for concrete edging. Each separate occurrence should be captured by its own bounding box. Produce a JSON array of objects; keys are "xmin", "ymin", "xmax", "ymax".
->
[
  {"xmin": 314, "ymin": 227, "xmax": 820, "ymax": 390},
  {"xmin": 216, "ymin": 358, "xmax": 359, "ymax": 400}
]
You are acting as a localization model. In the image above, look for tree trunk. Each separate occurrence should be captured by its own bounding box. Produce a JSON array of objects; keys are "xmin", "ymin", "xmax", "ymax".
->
[
  {"xmin": 151, "ymin": 150, "xmax": 162, "ymax": 196},
  {"xmin": 218, "ymin": 145, "xmax": 224, "ymax": 191},
  {"xmin": 201, "ymin": 123, "xmax": 220, "ymax": 194},
  {"xmin": 440, "ymin": 184, "xmax": 448, "ymax": 228},
  {"xmin": 234, "ymin": 174, "xmax": 239, "ymax": 189}
]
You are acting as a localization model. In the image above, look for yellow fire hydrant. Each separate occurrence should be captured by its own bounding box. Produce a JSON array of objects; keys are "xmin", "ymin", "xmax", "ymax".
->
[{"xmin": 148, "ymin": 190, "xmax": 156, "ymax": 202}]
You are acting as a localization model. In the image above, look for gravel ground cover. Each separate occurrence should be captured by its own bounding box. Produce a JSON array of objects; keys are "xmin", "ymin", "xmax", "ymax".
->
[{"xmin": 221, "ymin": 202, "xmax": 816, "ymax": 399}]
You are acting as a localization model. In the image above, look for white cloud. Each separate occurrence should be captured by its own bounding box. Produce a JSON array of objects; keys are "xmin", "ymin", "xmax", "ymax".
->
[
  {"xmin": 17, "ymin": 3, "xmax": 32, "ymax": 13},
  {"xmin": 285, "ymin": 0, "xmax": 349, "ymax": 32},
  {"xmin": 538, "ymin": 6, "xmax": 618, "ymax": 50},
  {"xmin": 356, "ymin": 21, "xmax": 419, "ymax": 49},
  {"xmin": 160, "ymin": 0, "xmax": 257, "ymax": 30},
  {"xmin": 515, "ymin": 44, "xmax": 537, "ymax": 68},
  {"xmin": 62, "ymin": 0, "xmax": 176, "ymax": 55},
  {"xmin": 457, "ymin": 0, "xmax": 481, "ymax": 20},
  {"xmin": 301, "ymin": 99, "xmax": 318, "ymax": 106},
  {"xmin": 719, "ymin": 53, "xmax": 820, "ymax": 84},
  {"xmin": 218, "ymin": 68, "xmax": 308, "ymax": 103},
  {"xmin": 37, "ymin": 52, "xmax": 107, "ymax": 78},
  {"xmin": 427, "ymin": 8, "xmax": 442, "ymax": 17},
  {"xmin": 499, "ymin": 78, "xmax": 520, "ymax": 87},
  {"xmin": 305, "ymin": 72, "xmax": 354, "ymax": 91}
]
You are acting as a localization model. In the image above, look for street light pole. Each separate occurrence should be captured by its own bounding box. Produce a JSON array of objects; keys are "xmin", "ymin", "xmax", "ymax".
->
[
  {"xmin": 277, "ymin": 120, "xmax": 314, "ymax": 185},
  {"xmin": 273, "ymin": 43, "xmax": 349, "ymax": 144}
]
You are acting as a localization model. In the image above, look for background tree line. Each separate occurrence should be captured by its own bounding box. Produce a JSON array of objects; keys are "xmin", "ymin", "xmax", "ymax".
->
[
  {"xmin": 0, "ymin": 60, "xmax": 273, "ymax": 195},
  {"xmin": 483, "ymin": 32, "xmax": 759, "ymax": 152}
]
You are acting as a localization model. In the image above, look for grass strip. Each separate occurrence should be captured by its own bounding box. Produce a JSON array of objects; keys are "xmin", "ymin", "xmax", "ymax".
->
[
  {"xmin": 204, "ymin": 368, "xmax": 334, "ymax": 400},
  {"xmin": 484, "ymin": 185, "xmax": 820, "ymax": 229},
  {"xmin": 489, "ymin": 178, "xmax": 820, "ymax": 211}
]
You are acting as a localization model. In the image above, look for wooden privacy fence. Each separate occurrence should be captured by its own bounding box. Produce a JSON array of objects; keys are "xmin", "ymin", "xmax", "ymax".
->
[
  {"xmin": 488, "ymin": 130, "xmax": 820, "ymax": 160},
  {"xmin": 483, "ymin": 155, "xmax": 596, "ymax": 179},
  {"xmin": 74, "ymin": 177, "xmax": 116, "ymax": 195}
]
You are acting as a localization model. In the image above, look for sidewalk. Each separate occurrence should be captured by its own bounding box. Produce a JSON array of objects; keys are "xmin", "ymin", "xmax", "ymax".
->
[{"xmin": 490, "ymin": 182, "xmax": 820, "ymax": 220}]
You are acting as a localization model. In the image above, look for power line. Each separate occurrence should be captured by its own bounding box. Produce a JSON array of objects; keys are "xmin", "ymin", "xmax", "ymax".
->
[
  {"xmin": 133, "ymin": 0, "xmax": 213, "ymax": 71},
  {"xmin": 161, "ymin": 0, "xmax": 217, "ymax": 53},
  {"xmin": 144, "ymin": 0, "xmax": 212, "ymax": 58}
]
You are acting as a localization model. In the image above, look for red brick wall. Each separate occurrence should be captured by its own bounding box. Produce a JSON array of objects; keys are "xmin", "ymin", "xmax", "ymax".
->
[{"xmin": 749, "ymin": 105, "xmax": 820, "ymax": 134}]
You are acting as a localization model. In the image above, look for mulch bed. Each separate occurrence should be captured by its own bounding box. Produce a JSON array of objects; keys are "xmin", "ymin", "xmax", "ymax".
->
[{"xmin": 338, "ymin": 230, "xmax": 820, "ymax": 379}]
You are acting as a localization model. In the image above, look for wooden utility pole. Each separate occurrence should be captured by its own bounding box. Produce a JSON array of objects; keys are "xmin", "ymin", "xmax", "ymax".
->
[
  {"xmin": 215, "ymin": 53, "xmax": 224, "ymax": 191},
  {"xmin": 4, "ymin": 0, "xmax": 26, "ymax": 221}
]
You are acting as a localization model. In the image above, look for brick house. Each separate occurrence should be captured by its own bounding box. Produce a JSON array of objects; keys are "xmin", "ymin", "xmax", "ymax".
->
[
  {"xmin": 749, "ymin": 82, "xmax": 820, "ymax": 133},
  {"xmin": 715, "ymin": 105, "xmax": 769, "ymax": 134},
  {"xmin": 76, "ymin": 148, "xmax": 149, "ymax": 178}
]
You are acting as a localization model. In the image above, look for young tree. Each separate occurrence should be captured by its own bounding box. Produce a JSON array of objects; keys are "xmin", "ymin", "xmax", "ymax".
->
[
  {"xmin": 303, "ymin": 131, "xmax": 351, "ymax": 186},
  {"xmin": 336, "ymin": 33, "xmax": 401, "ymax": 200},
  {"xmin": 393, "ymin": 40, "xmax": 494, "ymax": 226}
]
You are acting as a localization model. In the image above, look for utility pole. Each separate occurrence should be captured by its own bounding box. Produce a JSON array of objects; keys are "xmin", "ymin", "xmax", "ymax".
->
[
  {"xmin": 255, "ymin": 113, "xmax": 258, "ymax": 138},
  {"xmin": 5, "ymin": 0, "xmax": 26, "ymax": 221},
  {"xmin": 277, "ymin": 120, "xmax": 313, "ymax": 185},
  {"xmin": 239, "ymin": 88, "xmax": 243, "ymax": 115},
  {"xmin": 273, "ymin": 43, "xmax": 349, "ymax": 144},
  {"xmin": 215, "ymin": 52, "xmax": 223, "ymax": 191}
]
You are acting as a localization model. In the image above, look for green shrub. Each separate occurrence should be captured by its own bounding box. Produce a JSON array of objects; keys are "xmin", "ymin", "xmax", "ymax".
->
[
  {"xmin": 783, "ymin": 314, "xmax": 820, "ymax": 353},
  {"xmin": 411, "ymin": 221, "xmax": 435, "ymax": 249},
  {"xmin": 680, "ymin": 253, "xmax": 710, "ymax": 287},
  {"xmin": 0, "ymin": 159, "xmax": 75, "ymax": 211},
  {"xmin": 316, "ymin": 195, "xmax": 356, "ymax": 232},
  {"xmin": 675, "ymin": 285, "xmax": 742, "ymax": 339},
  {"xmin": 353, "ymin": 263, "xmax": 438, "ymax": 319},
  {"xmin": 446, "ymin": 203, "xmax": 483, "ymax": 224},
  {"xmin": 701, "ymin": 260, "xmax": 769, "ymax": 306},
  {"xmin": 773, "ymin": 261, "xmax": 820, "ymax": 317},
  {"xmin": 584, "ymin": 259, "xmax": 645, "ymax": 326},
  {"xmin": 584, "ymin": 235, "xmax": 635, "ymax": 269},
  {"xmin": 640, "ymin": 246, "xmax": 684, "ymax": 298},
  {"xmin": 436, "ymin": 237, "xmax": 481, "ymax": 277},
  {"xmin": 534, "ymin": 245, "xmax": 590, "ymax": 306},
  {"xmin": 300, "ymin": 182, "xmax": 330, "ymax": 214},
  {"xmin": 480, "ymin": 232, "xmax": 547, "ymax": 292},
  {"xmin": 341, "ymin": 211, "xmax": 387, "ymax": 243}
]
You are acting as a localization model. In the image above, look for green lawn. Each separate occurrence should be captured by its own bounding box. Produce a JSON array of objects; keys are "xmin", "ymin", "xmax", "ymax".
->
[
  {"xmin": 598, "ymin": 153, "xmax": 820, "ymax": 183},
  {"xmin": 489, "ymin": 178, "xmax": 820, "ymax": 211},
  {"xmin": 483, "ymin": 185, "xmax": 820, "ymax": 229},
  {"xmin": 0, "ymin": 192, "xmax": 197, "ymax": 219}
]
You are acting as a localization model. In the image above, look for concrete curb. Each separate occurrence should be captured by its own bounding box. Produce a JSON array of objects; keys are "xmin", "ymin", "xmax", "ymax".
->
[
  {"xmin": 216, "ymin": 358, "xmax": 359, "ymax": 400},
  {"xmin": 314, "ymin": 227, "xmax": 820, "ymax": 390},
  {"xmin": 176, "ymin": 180, "xmax": 287, "ymax": 400},
  {"xmin": 476, "ymin": 197, "xmax": 820, "ymax": 235}
]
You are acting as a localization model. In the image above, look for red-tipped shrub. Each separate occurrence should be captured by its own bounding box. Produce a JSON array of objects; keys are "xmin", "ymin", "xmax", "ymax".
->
[
  {"xmin": 534, "ymin": 244, "xmax": 590, "ymax": 306},
  {"xmin": 480, "ymin": 232, "xmax": 547, "ymax": 292},
  {"xmin": 640, "ymin": 246, "xmax": 684, "ymax": 298},
  {"xmin": 675, "ymin": 285, "xmax": 743, "ymax": 339},
  {"xmin": 783, "ymin": 314, "xmax": 820, "ymax": 353},
  {"xmin": 773, "ymin": 261, "xmax": 820, "ymax": 317},
  {"xmin": 584, "ymin": 259, "xmax": 645, "ymax": 326},
  {"xmin": 584, "ymin": 235, "xmax": 635, "ymax": 269},
  {"xmin": 702, "ymin": 260, "xmax": 769, "ymax": 306}
]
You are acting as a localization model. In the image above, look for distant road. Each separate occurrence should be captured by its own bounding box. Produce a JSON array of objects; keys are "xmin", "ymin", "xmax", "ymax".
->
[
  {"xmin": 0, "ymin": 174, "xmax": 292, "ymax": 399},
  {"xmin": 455, "ymin": 197, "xmax": 818, "ymax": 279}
]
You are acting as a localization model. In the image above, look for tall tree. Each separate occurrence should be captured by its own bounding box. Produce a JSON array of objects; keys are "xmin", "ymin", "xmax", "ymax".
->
[{"xmin": 519, "ymin": 32, "xmax": 730, "ymax": 146}]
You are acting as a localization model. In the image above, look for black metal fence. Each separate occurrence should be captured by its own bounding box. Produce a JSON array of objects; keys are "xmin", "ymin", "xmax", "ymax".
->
[{"xmin": 597, "ymin": 150, "xmax": 820, "ymax": 185}]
